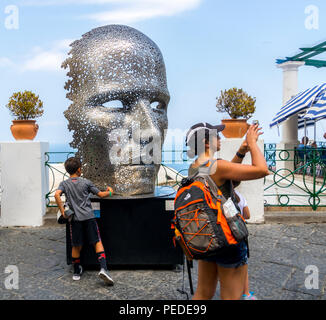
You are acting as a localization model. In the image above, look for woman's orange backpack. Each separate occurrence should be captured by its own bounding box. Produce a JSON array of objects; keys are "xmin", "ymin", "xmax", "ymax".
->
[{"xmin": 172, "ymin": 172, "xmax": 248, "ymax": 261}]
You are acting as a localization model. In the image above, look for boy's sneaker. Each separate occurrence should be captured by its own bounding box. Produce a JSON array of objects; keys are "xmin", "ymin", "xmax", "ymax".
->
[
  {"xmin": 242, "ymin": 291, "xmax": 258, "ymax": 300},
  {"xmin": 72, "ymin": 265, "xmax": 83, "ymax": 281},
  {"xmin": 98, "ymin": 268, "xmax": 114, "ymax": 285}
]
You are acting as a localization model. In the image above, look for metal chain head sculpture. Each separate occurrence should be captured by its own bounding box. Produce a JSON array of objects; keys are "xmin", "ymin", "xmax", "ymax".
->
[{"xmin": 62, "ymin": 25, "xmax": 170, "ymax": 196}]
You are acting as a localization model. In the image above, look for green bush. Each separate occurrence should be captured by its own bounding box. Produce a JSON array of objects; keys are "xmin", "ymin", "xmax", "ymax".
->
[
  {"xmin": 216, "ymin": 88, "xmax": 256, "ymax": 119},
  {"xmin": 6, "ymin": 91, "xmax": 44, "ymax": 120}
]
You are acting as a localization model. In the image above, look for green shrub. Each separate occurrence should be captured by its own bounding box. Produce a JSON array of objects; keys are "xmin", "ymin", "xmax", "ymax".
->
[
  {"xmin": 6, "ymin": 91, "xmax": 44, "ymax": 120},
  {"xmin": 216, "ymin": 88, "xmax": 256, "ymax": 119}
]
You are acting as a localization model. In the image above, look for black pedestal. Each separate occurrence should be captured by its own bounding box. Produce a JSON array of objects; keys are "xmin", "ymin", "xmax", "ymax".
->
[{"xmin": 66, "ymin": 187, "xmax": 184, "ymax": 268}]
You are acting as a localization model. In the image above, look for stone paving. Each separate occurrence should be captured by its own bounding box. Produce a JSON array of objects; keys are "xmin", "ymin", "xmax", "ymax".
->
[{"xmin": 0, "ymin": 223, "xmax": 325, "ymax": 300}]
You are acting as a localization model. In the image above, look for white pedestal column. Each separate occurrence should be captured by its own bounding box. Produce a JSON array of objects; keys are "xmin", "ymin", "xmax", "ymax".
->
[
  {"xmin": 218, "ymin": 139, "xmax": 265, "ymax": 224},
  {"xmin": 0, "ymin": 141, "xmax": 49, "ymax": 227},
  {"xmin": 276, "ymin": 61, "xmax": 304, "ymax": 172}
]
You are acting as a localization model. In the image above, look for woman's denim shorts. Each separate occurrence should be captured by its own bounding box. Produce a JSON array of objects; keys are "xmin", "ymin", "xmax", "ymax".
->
[{"xmin": 203, "ymin": 240, "xmax": 248, "ymax": 268}]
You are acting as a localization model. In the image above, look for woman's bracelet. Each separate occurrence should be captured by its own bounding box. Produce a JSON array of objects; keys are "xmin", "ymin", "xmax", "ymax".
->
[{"xmin": 236, "ymin": 151, "xmax": 246, "ymax": 159}]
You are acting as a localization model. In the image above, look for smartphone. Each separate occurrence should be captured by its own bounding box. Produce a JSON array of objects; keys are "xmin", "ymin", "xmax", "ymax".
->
[{"xmin": 252, "ymin": 120, "xmax": 259, "ymax": 126}]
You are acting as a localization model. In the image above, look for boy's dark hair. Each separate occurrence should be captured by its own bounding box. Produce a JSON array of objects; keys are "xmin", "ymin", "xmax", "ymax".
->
[{"xmin": 64, "ymin": 157, "xmax": 82, "ymax": 175}]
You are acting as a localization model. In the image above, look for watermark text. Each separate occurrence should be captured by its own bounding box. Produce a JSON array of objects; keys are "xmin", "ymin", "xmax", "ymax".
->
[
  {"xmin": 3, "ymin": 265, "xmax": 19, "ymax": 290},
  {"xmin": 305, "ymin": 5, "xmax": 319, "ymax": 30},
  {"xmin": 3, "ymin": 5, "xmax": 19, "ymax": 30},
  {"xmin": 304, "ymin": 265, "xmax": 319, "ymax": 290}
]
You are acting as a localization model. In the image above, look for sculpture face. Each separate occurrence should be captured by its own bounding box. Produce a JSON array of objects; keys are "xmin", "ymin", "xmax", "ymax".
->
[{"xmin": 62, "ymin": 25, "xmax": 170, "ymax": 195}]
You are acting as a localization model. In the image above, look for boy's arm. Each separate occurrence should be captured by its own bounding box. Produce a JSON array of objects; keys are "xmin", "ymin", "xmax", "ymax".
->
[
  {"xmin": 54, "ymin": 190, "xmax": 67, "ymax": 218},
  {"xmin": 97, "ymin": 187, "xmax": 114, "ymax": 198},
  {"xmin": 87, "ymin": 180, "xmax": 113, "ymax": 198}
]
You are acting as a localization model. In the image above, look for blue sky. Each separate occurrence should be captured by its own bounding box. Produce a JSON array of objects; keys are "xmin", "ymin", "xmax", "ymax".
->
[{"xmin": 1, "ymin": 0, "xmax": 326, "ymax": 148}]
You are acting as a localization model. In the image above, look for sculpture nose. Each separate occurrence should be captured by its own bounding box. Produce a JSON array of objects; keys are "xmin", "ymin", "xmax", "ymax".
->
[{"xmin": 132, "ymin": 99, "xmax": 161, "ymax": 142}]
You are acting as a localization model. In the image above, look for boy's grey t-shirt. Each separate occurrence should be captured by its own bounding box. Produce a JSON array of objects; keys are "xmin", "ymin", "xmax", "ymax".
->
[{"xmin": 58, "ymin": 177, "xmax": 100, "ymax": 221}]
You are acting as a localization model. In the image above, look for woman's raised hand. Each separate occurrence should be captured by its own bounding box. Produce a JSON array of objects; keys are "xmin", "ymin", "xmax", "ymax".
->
[
  {"xmin": 239, "ymin": 139, "xmax": 250, "ymax": 154},
  {"xmin": 246, "ymin": 124, "xmax": 263, "ymax": 146}
]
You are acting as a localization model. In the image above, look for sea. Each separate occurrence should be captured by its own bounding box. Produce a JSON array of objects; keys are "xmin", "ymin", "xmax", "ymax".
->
[
  {"xmin": 49, "ymin": 142, "xmax": 276, "ymax": 173},
  {"xmin": 48, "ymin": 143, "xmax": 191, "ymax": 173}
]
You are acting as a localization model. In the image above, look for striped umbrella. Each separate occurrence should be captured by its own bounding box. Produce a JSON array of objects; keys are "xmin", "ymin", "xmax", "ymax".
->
[
  {"xmin": 297, "ymin": 90, "xmax": 325, "ymax": 129},
  {"xmin": 270, "ymin": 83, "xmax": 326, "ymax": 128},
  {"xmin": 301, "ymin": 89, "xmax": 326, "ymax": 141},
  {"xmin": 298, "ymin": 117, "xmax": 316, "ymax": 130},
  {"xmin": 303, "ymin": 88, "xmax": 326, "ymax": 120}
]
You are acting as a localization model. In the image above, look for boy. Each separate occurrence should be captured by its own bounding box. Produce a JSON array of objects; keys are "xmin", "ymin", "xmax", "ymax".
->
[{"xmin": 54, "ymin": 157, "xmax": 114, "ymax": 285}]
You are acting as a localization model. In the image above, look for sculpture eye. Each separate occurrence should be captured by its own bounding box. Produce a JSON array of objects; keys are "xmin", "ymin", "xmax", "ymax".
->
[
  {"xmin": 151, "ymin": 101, "xmax": 165, "ymax": 111},
  {"xmin": 102, "ymin": 100, "xmax": 124, "ymax": 109}
]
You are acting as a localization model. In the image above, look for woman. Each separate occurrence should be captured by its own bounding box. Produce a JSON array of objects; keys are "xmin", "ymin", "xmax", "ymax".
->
[{"xmin": 186, "ymin": 122, "xmax": 269, "ymax": 300}]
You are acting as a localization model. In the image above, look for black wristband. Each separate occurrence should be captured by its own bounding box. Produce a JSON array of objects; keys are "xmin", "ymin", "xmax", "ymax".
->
[{"xmin": 236, "ymin": 151, "xmax": 246, "ymax": 159}]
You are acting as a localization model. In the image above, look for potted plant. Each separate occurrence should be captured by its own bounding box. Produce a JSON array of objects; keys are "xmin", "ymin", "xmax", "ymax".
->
[
  {"xmin": 216, "ymin": 87, "xmax": 256, "ymax": 138},
  {"xmin": 6, "ymin": 90, "xmax": 44, "ymax": 140}
]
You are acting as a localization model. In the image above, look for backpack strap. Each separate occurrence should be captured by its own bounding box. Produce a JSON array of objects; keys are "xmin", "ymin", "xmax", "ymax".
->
[
  {"xmin": 193, "ymin": 159, "xmax": 226, "ymax": 204},
  {"xmin": 204, "ymin": 174, "xmax": 226, "ymax": 203},
  {"xmin": 181, "ymin": 159, "xmax": 218, "ymax": 188},
  {"xmin": 195, "ymin": 159, "xmax": 218, "ymax": 176}
]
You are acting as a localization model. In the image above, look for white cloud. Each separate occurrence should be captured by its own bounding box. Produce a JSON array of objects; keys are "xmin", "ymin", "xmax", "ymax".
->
[
  {"xmin": 20, "ymin": 0, "xmax": 203, "ymax": 23},
  {"xmin": 23, "ymin": 51, "xmax": 65, "ymax": 72},
  {"xmin": 4, "ymin": 1, "xmax": 203, "ymax": 72},
  {"xmin": 87, "ymin": 0, "xmax": 202, "ymax": 24},
  {"xmin": 0, "ymin": 57, "xmax": 15, "ymax": 68},
  {"xmin": 22, "ymin": 39, "xmax": 72, "ymax": 72},
  {"xmin": 20, "ymin": 0, "xmax": 121, "ymax": 5},
  {"xmin": 0, "ymin": 40, "xmax": 72, "ymax": 72}
]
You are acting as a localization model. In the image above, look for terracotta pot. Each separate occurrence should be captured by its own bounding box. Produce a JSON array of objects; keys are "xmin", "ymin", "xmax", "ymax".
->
[
  {"xmin": 221, "ymin": 119, "xmax": 249, "ymax": 138},
  {"xmin": 10, "ymin": 120, "xmax": 39, "ymax": 140}
]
